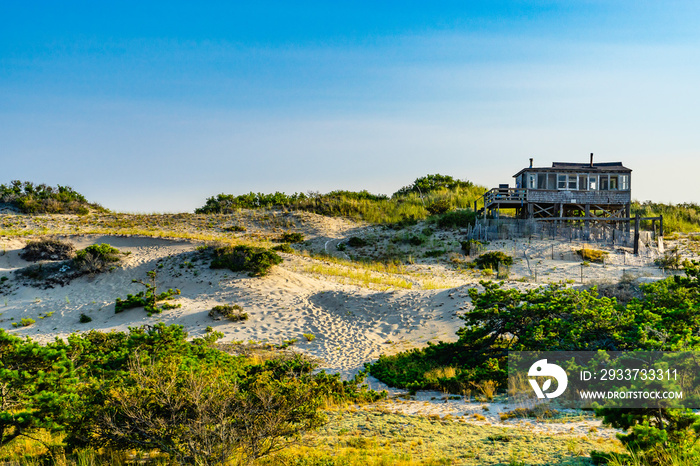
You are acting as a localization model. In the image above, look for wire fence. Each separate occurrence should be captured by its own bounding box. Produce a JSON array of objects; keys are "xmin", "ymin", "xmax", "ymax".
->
[{"xmin": 464, "ymin": 219, "xmax": 665, "ymax": 269}]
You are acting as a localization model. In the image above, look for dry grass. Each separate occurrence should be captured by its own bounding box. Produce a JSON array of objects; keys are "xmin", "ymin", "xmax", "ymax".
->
[
  {"xmin": 576, "ymin": 247, "xmax": 609, "ymax": 263},
  {"xmin": 304, "ymin": 263, "xmax": 414, "ymax": 290},
  {"xmin": 424, "ymin": 366, "xmax": 457, "ymax": 382}
]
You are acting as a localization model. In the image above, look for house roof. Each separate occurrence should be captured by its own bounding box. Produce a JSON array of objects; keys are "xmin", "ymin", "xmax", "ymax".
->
[{"xmin": 513, "ymin": 162, "xmax": 632, "ymax": 178}]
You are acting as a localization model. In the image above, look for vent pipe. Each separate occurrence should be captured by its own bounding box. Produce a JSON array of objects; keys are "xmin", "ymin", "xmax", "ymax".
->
[
  {"xmin": 529, "ymin": 158, "xmax": 533, "ymax": 168},
  {"xmin": 590, "ymin": 153, "xmax": 594, "ymax": 167}
]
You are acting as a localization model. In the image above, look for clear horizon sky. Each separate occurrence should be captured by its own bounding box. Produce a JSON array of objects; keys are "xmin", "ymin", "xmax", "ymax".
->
[{"xmin": 2, "ymin": 1, "xmax": 700, "ymax": 212}]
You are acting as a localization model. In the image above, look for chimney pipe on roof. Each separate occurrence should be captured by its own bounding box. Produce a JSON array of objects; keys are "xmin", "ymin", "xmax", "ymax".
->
[
  {"xmin": 529, "ymin": 158, "xmax": 533, "ymax": 168},
  {"xmin": 590, "ymin": 153, "xmax": 594, "ymax": 167}
]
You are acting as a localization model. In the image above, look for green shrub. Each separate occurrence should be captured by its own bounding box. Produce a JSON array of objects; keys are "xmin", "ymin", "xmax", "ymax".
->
[
  {"xmin": 303, "ymin": 333, "xmax": 316, "ymax": 342},
  {"xmin": 272, "ymin": 243, "xmax": 294, "ymax": 253},
  {"xmin": 223, "ymin": 225, "xmax": 246, "ymax": 232},
  {"xmin": 0, "ymin": 323, "xmax": 385, "ymax": 464},
  {"xmin": 474, "ymin": 251, "xmax": 513, "ymax": 270},
  {"xmin": 393, "ymin": 174, "xmax": 475, "ymax": 197},
  {"xmin": 115, "ymin": 270, "xmax": 181, "ymax": 314},
  {"xmin": 655, "ymin": 247, "xmax": 683, "ymax": 269},
  {"xmin": 347, "ymin": 236, "xmax": 368, "ymax": 247},
  {"xmin": 209, "ymin": 304, "xmax": 248, "ymax": 322},
  {"xmin": 370, "ymin": 264, "xmax": 700, "ymax": 460},
  {"xmin": 79, "ymin": 313, "xmax": 92, "ymax": 323},
  {"xmin": 0, "ymin": 180, "xmax": 103, "ymax": 214},
  {"xmin": 209, "ymin": 245, "xmax": 283, "ymax": 276},
  {"xmin": 460, "ymin": 239, "xmax": 483, "ymax": 255},
  {"xmin": 426, "ymin": 198, "xmax": 451, "ymax": 215},
  {"xmin": 280, "ymin": 232, "xmax": 304, "ymax": 243},
  {"xmin": 74, "ymin": 243, "xmax": 122, "ymax": 273},
  {"xmin": 20, "ymin": 317, "xmax": 35, "ymax": 327}
]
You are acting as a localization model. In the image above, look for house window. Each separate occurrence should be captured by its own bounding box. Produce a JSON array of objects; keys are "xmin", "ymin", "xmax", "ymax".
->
[
  {"xmin": 568, "ymin": 175, "xmax": 577, "ymax": 190},
  {"xmin": 609, "ymin": 175, "xmax": 618, "ymax": 190},
  {"xmin": 537, "ymin": 173, "xmax": 547, "ymax": 189},
  {"xmin": 547, "ymin": 174, "xmax": 557, "ymax": 189},
  {"xmin": 527, "ymin": 173, "xmax": 537, "ymax": 189},
  {"xmin": 620, "ymin": 174, "xmax": 630, "ymax": 190},
  {"xmin": 578, "ymin": 175, "xmax": 588, "ymax": 190},
  {"xmin": 557, "ymin": 174, "xmax": 567, "ymax": 189},
  {"xmin": 589, "ymin": 175, "xmax": 597, "ymax": 190},
  {"xmin": 600, "ymin": 175, "xmax": 609, "ymax": 190}
]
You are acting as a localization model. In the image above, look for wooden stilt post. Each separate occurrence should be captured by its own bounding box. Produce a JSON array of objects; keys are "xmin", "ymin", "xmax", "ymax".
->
[{"xmin": 634, "ymin": 213, "xmax": 640, "ymax": 255}]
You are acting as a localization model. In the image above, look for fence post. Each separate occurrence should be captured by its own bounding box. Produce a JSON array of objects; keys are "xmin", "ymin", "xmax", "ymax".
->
[{"xmin": 634, "ymin": 213, "xmax": 640, "ymax": 255}]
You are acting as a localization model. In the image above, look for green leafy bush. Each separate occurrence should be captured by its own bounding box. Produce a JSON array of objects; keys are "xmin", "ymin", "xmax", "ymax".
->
[
  {"xmin": 280, "ymin": 232, "xmax": 304, "ymax": 243},
  {"xmin": 0, "ymin": 323, "xmax": 386, "ymax": 464},
  {"xmin": 79, "ymin": 313, "xmax": 92, "ymax": 323},
  {"xmin": 115, "ymin": 270, "xmax": 181, "ymax": 314},
  {"xmin": 393, "ymin": 174, "xmax": 475, "ymax": 197},
  {"xmin": 272, "ymin": 243, "xmax": 294, "ymax": 253},
  {"xmin": 209, "ymin": 245, "xmax": 283, "ymax": 276},
  {"xmin": 426, "ymin": 198, "xmax": 451, "ymax": 215},
  {"xmin": 473, "ymin": 251, "xmax": 513, "ymax": 270},
  {"xmin": 347, "ymin": 236, "xmax": 369, "ymax": 247},
  {"xmin": 460, "ymin": 239, "xmax": 483, "ymax": 255},
  {"xmin": 371, "ymin": 263, "xmax": 700, "ymax": 461},
  {"xmin": 74, "ymin": 243, "xmax": 122, "ymax": 273},
  {"xmin": 209, "ymin": 304, "xmax": 248, "ymax": 322},
  {"xmin": 0, "ymin": 180, "xmax": 103, "ymax": 214},
  {"xmin": 223, "ymin": 225, "xmax": 246, "ymax": 232}
]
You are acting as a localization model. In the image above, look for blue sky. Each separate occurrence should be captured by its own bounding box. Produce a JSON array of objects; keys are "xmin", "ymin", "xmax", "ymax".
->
[{"xmin": 2, "ymin": 1, "xmax": 699, "ymax": 211}]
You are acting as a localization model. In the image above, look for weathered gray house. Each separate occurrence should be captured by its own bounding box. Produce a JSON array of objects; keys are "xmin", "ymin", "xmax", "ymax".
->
[{"xmin": 480, "ymin": 154, "xmax": 632, "ymax": 230}]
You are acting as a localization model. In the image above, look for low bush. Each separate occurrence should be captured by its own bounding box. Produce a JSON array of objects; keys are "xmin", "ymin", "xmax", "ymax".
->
[
  {"xmin": 0, "ymin": 324, "xmax": 386, "ymax": 465},
  {"xmin": 272, "ymin": 243, "xmax": 294, "ymax": 253},
  {"xmin": 460, "ymin": 239, "xmax": 483, "ymax": 256},
  {"xmin": 115, "ymin": 270, "xmax": 181, "ymax": 315},
  {"xmin": 74, "ymin": 243, "xmax": 122, "ymax": 273},
  {"xmin": 347, "ymin": 236, "xmax": 369, "ymax": 247},
  {"xmin": 17, "ymin": 243, "xmax": 123, "ymax": 287},
  {"xmin": 223, "ymin": 225, "xmax": 246, "ymax": 232},
  {"xmin": 209, "ymin": 245, "xmax": 283, "ymax": 276},
  {"xmin": 20, "ymin": 238, "xmax": 75, "ymax": 261},
  {"xmin": 655, "ymin": 247, "xmax": 683, "ymax": 269},
  {"xmin": 473, "ymin": 251, "xmax": 513, "ymax": 270},
  {"xmin": 0, "ymin": 180, "xmax": 103, "ymax": 214},
  {"xmin": 393, "ymin": 174, "xmax": 475, "ymax": 197},
  {"xmin": 209, "ymin": 304, "xmax": 248, "ymax": 322},
  {"xmin": 79, "ymin": 313, "xmax": 92, "ymax": 323},
  {"xmin": 426, "ymin": 198, "xmax": 451, "ymax": 215},
  {"xmin": 280, "ymin": 232, "xmax": 304, "ymax": 243}
]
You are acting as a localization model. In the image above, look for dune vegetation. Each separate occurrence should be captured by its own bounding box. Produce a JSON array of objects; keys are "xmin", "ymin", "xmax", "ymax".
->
[{"xmin": 195, "ymin": 174, "xmax": 487, "ymax": 225}]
